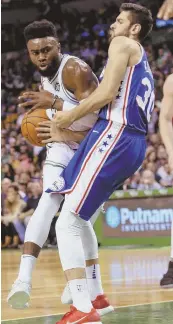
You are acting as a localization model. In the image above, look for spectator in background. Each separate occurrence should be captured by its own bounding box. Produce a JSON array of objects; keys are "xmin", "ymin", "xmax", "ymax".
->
[
  {"xmin": 1, "ymin": 221, "xmax": 19, "ymax": 249},
  {"xmin": 2, "ymin": 163, "xmax": 15, "ymax": 182},
  {"xmin": 18, "ymin": 172, "xmax": 31, "ymax": 201},
  {"xmin": 157, "ymin": 163, "xmax": 173, "ymax": 187},
  {"xmin": 1, "ymin": 184, "xmax": 26, "ymax": 247},
  {"xmin": 1, "ymin": 178, "xmax": 12, "ymax": 215},
  {"xmin": 19, "ymin": 182, "xmax": 42, "ymax": 227},
  {"xmin": 130, "ymin": 172, "xmax": 141, "ymax": 189},
  {"xmin": 138, "ymin": 170, "xmax": 162, "ymax": 190}
]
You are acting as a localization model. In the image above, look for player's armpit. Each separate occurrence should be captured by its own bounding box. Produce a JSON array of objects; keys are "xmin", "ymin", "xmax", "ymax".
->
[{"xmin": 62, "ymin": 58, "xmax": 98, "ymax": 101}]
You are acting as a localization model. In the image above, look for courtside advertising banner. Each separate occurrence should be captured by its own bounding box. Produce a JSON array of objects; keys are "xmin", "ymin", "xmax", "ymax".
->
[{"xmin": 103, "ymin": 196, "xmax": 173, "ymax": 238}]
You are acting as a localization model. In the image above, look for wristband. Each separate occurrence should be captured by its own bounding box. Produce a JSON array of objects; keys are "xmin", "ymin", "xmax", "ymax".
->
[{"xmin": 51, "ymin": 95, "xmax": 59, "ymax": 109}]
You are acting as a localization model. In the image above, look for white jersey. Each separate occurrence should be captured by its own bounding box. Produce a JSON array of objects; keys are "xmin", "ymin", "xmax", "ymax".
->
[{"xmin": 41, "ymin": 54, "xmax": 98, "ymax": 149}]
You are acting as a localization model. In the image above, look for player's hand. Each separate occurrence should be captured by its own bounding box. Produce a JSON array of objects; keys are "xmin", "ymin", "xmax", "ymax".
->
[
  {"xmin": 36, "ymin": 120, "xmax": 64, "ymax": 144},
  {"xmin": 18, "ymin": 90, "xmax": 54, "ymax": 112},
  {"xmin": 157, "ymin": 0, "xmax": 173, "ymax": 20},
  {"xmin": 55, "ymin": 110, "xmax": 75, "ymax": 129}
]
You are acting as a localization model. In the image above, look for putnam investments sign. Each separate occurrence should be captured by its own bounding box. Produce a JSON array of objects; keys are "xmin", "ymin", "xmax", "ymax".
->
[{"xmin": 103, "ymin": 196, "xmax": 173, "ymax": 238}]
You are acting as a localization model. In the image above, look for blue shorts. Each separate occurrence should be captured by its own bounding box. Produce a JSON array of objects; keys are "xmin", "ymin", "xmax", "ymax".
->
[{"xmin": 47, "ymin": 119, "xmax": 146, "ymax": 220}]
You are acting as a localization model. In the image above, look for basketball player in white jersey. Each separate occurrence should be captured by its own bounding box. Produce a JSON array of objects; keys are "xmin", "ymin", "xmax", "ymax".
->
[
  {"xmin": 159, "ymin": 74, "xmax": 173, "ymax": 288},
  {"xmin": 7, "ymin": 20, "xmax": 113, "ymax": 317}
]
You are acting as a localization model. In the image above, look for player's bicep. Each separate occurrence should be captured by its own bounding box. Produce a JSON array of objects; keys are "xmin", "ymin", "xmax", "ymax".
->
[
  {"xmin": 99, "ymin": 39, "xmax": 130, "ymax": 98},
  {"xmin": 74, "ymin": 68, "xmax": 98, "ymax": 101},
  {"xmin": 64, "ymin": 60, "xmax": 98, "ymax": 101}
]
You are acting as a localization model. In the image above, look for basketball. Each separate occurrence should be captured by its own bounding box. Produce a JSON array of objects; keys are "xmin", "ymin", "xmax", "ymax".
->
[{"xmin": 21, "ymin": 109, "xmax": 49, "ymax": 146}]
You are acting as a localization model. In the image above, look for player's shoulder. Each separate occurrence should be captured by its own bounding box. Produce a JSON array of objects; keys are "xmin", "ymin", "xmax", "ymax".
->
[
  {"xmin": 62, "ymin": 56, "xmax": 95, "ymax": 87},
  {"xmin": 63, "ymin": 56, "xmax": 90, "ymax": 76},
  {"xmin": 109, "ymin": 36, "xmax": 139, "ymax": 54},
  {"xmin": 109, "ymin": 36, "xmax": 137, "ymax": 48}
]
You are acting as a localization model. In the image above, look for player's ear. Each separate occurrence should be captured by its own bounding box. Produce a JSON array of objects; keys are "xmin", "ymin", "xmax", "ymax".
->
[{"xmin": 131, "ymin": 23, "xmax": 141, "ymax": 38}]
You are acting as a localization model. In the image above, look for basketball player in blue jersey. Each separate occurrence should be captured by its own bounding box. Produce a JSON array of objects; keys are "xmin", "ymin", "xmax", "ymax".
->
[{"xmin": 46, "ymin": 3, "xmax": 155, "ymax": 323}]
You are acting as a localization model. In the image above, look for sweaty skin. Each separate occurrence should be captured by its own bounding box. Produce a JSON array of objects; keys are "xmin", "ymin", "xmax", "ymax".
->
[
  {"xmin": 54, "ymin": 36, "xmax": 142, "ymax": 129},
  {"xmin": 19, "ymin": 37, "xmax": 98, "ymax": 144},
  {"xmin": 18, "ymin": 36, "xmax": 98, "ymax": 258}
]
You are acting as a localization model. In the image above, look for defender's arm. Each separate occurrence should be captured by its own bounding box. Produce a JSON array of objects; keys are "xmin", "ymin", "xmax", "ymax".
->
[{"xmin": 55, "ymin": 36, "xmax": 133, "ymax": 128}]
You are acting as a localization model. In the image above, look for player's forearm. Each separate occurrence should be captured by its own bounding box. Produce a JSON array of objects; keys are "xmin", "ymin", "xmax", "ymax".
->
[
  {"xmin": 61, "ymin": 129, "xmax": 88, "ymax": 143},
  {"xmin": 71, "ymin": 88, "xmax": 114, "ymax": 122},
  {"xmin": 160, "ymin": 116, "xmax": 173, "ymax": 153}
]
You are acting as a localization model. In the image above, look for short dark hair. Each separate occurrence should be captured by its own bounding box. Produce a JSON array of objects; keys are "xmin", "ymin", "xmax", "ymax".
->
[
  {"xmin": 9, "ymin": 183, "xmax": 19, "ymax": 193},
  {"xmin": 24, "ymin": 19, "xmax": 58, "ymax": 43},
  {"xmin": 120, "ymin": 3, "xmax": 153, "ymax": 40}
]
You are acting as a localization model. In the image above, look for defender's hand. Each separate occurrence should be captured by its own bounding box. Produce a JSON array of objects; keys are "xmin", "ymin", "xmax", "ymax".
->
[
  {"xmin": 55, "ymin": 110, "xmax": 75, "ymax": 129},
  {"xmin": 18, "ymin": 90, "xmax": 54, "ymax": 112},
  {"xmin": 36, "ymin": 120, "xmax": 64, "ymax": 144}
]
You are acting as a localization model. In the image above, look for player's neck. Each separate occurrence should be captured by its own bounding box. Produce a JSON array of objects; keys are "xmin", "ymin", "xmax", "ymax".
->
[
  {"xmin": 129, "ymin": 35, "xmax": 140, "ymax": 43},
  {"xmin": 48, "ymin": 53, "xmax": 64, "ymax": 80}
]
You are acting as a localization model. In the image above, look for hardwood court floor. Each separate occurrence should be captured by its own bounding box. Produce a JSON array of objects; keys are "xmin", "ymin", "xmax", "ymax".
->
[{"xmin": 2, "ymin": 247, "xmax": 173, "ymax": 323}]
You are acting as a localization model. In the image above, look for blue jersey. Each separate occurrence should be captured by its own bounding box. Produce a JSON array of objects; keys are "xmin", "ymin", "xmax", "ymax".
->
[{"xmin": 99, "ymin": 45, "xmax": 155, "ymax": 134}]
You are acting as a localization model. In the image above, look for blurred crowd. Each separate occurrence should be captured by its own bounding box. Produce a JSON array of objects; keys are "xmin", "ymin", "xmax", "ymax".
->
[{"xmin": 1, "ymin": 2, "xmax": 173, "ymax": 248}]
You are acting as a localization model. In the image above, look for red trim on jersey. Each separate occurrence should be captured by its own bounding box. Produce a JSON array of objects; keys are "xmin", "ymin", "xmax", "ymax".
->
[
  {"xmin": 75, "ymin": 124, "xmax": 125, "ymax": 214},
  {"xmin": 108, "ymin": 102, "xmax": 112, "ymax": 120},
  {"xmin": 122, "ymin": 67, "xmax": 133, "ymax": 124},
  {"xmin": 65, "ymin": 121, "xmax": 113, "ymax": 195}
]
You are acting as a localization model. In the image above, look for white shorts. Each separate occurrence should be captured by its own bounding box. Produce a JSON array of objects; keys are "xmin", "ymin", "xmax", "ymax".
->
[{"xmin": 43, "ymin": 143, "xmax": 75, "ymax": 190}]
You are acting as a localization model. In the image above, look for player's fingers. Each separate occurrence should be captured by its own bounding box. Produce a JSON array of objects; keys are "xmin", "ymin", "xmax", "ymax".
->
[
  {"xmin": 38, "ymin": 121, "xmax": 51, "ymax": 126},
  {"xmin": 41, "ymin": 138, "xmax": 54, "ymax": 144},
  {"xmin": 36, "ymin": 127, "xmax": 50, "ymax": 133},
  {"xmin": 22, "ymin": 91, "xmax": 37, "ymax": 96},
  {"xmin": 37, "ymin": 133, "xmax": 50, "ymax": 139},
  {"xmin": 19, "ymin": 94, "xmax": 37, "ymax": 102},
  {"xmin": 18, "ymin": 100, "xmax": 37, "ymax": 108}
]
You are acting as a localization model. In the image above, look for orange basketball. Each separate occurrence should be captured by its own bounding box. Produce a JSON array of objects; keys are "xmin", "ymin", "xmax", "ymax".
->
[{"xmin": 21, "ymin": 109, "xmax": 49, "ymax": 147}]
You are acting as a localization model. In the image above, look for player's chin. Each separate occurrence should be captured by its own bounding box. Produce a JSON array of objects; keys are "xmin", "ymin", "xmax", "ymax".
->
[
  {"xmin": 108, "ymin": 35, "xmax": 114, "ymax": 43},
  {"xmin": 38, "ymin": 66, "xmax": 51, "ymax": 77}
]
